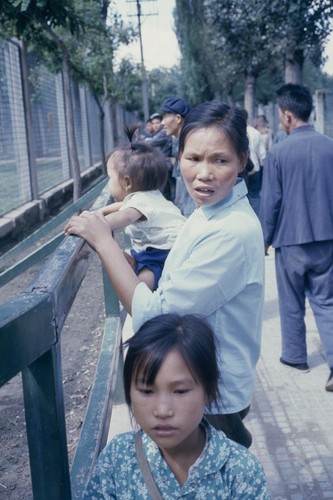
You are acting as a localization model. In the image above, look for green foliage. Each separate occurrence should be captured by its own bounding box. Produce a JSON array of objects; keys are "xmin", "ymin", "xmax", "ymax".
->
[
  {"xmin": 1, "ymin": 0, "xmax": 82, "ymax": 43},
  {"xmin": 266, "ymin": 0, "xmax": 333, "ymax": 65},
  {"xmin": 66, "ymin": 2, "xmax": 135, "ymax": 102},
  {"xmin": 114, "ymin": 58, "xmax": 143, "ymax": 112},
  {"xmin": 1, "ymin": 0, "xmax": 333, "ymax": 114},
  {"xmin": 174, "ymin": 0, "xmax": 215, "ymax": 104},
  {"xmin": 0, "ymin": 0, "xmax": 136, "ymax": 104},
  {"xmin": 148, "ymin": 66, "xmax": 183, "ymax": 111},
  {"xmin": 174, "ymin": 0, "xmax": 333, "ymax": 105},
  {"xmin": 304, "ymin": 57, "xmax": 333, "ymax": 91}
]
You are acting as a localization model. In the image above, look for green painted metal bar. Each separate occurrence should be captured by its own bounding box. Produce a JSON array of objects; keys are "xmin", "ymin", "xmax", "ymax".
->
[
  {"xmin": 0, "ymin": 181, "xmax": 124, "ymax": 499},
  {"xmin": 102, "ymin": 268, "xmax": 122, "ymax": 317},
  {"xmin": 70, "ymin": 315, "xmax": 124, "ymax": 498},
  {"xmin": 0, "ymin": 232, "xmax": 65, "ymax": 287},
  {"xmin": 0, "ymin": 177, "xmax": 108, "ymax": 270},
  {"xmin": 0, "ymin": 184, "xmax": 112, "ymax": 386},
  {"xmin": 22, "ymin": 344, "xmax": 71, "ymax": 500},
  {"xmin": 71, "ymin": 241, "xmax": 126, "ymax": 497},
  {"xmin": 0, "ymin": 293, "xmax": 55, "ymax": 387}
]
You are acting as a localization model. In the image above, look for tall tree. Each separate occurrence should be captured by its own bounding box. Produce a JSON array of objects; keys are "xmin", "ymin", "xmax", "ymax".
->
[
  {"xmin": 174, "ymin": 0, "xmax": 333, "ymax": 115},
  {"xmin": 148, "ymin": 66, "xmax": 183, "ymax": 112},
  {"xmin": 205, "ymin": 0, "xmax": 277, "ymax": 122},
  {"xmin": 65, "ymin": 2, "xmax": 134, "ymax": 171},
  {"xmin": 266, "ymin": 0, "xmax": 333, "ymax": 84},
  {"xmin": 174, "ymin": 0, "xmax": 215, "ymax": 104},
  {"xmin": 0, "ymin": 0, "xmax": 136, "ymax": 193}
]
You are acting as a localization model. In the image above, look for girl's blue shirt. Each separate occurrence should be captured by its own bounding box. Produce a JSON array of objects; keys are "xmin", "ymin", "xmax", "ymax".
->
[
  {"xmin": 83, "ymin": 420, "xmax": 270, "ymax": 499},
  {"xmin": 131, "ymin": 179, "xmax": 265, "ymax": 414}
]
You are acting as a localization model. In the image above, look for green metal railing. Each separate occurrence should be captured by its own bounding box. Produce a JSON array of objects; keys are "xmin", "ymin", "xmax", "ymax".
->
[{"xmin": 0, "ymin": 181, "xmax": 125, "ymax": 499}]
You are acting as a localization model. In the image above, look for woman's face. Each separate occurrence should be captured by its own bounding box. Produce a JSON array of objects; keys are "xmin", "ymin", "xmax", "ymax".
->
[{"xmin": 180, "ymin": 127, "xmax": 246, "ymax": 207}]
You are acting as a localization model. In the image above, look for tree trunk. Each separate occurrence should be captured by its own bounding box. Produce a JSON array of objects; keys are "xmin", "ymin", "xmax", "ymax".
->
[
  {"xmin": 285, "ymin": 48, "xmax": 303, "ymax": 84},
  {"xmin": 244, "ymin": 73, "xmax": 256, "ymax": 125},
  {"xmin": 62, "ymin": 53, "xmax": 81, "ymax": 201}
]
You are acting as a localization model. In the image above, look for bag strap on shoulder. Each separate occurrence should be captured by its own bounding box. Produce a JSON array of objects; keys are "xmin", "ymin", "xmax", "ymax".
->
[{"xmin": 135, "ymin": 432, "xmax": 163, "ymax": 500}]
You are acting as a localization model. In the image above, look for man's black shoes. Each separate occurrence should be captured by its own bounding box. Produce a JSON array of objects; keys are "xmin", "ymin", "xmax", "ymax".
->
[
  {"xmin": 280, "ymin": 357, "xmax": 310, "ymax": 373},
  {"xmin": 325, "ymin": 368, "xmax": 333, "ymax": 392}
]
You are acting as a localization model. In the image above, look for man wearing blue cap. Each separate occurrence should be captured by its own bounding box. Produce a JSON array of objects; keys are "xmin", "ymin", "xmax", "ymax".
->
[{"xmin": 161, "ymin": 97, "xmax": 195, "ymax": 217}]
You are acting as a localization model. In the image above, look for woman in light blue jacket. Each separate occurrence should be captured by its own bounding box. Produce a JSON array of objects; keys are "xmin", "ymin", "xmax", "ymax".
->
[{"xmin": 65, "ymin": 101, "xmax": 265, "ymax": 449}]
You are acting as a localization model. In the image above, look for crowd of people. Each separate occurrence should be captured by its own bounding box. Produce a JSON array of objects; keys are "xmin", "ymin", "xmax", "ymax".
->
[{"xmin": 64, "ymin": 83, "xmax": 333, "ymax": 498}]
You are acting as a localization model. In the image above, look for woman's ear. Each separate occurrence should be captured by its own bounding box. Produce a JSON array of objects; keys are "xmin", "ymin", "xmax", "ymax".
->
[{"xmin": 238, "ymin": 152, "xmax": 248, "ymax": 172}]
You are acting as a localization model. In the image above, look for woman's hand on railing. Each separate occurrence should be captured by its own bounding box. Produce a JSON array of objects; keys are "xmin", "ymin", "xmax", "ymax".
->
[{"xmin": 64, "ymin": 210, "xmax": 113, "ymax": 253}]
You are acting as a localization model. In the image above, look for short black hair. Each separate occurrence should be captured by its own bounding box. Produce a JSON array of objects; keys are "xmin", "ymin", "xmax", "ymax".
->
[
  {"xmin": 179, "ymin": 100, "xmax": 249, "ymax": 161},
  {"xmin": 276, "ymin": 84, "xmax": 313, "ymax": 121},
  {"xmin": 123, "ymin": 314, "xmax": 221, "ymax": 410}
]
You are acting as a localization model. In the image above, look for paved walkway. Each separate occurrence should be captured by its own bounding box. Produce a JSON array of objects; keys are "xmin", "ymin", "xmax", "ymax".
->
[{"xmin": 109, "ymin": 252, "xmax": 333, "ymax": 500}]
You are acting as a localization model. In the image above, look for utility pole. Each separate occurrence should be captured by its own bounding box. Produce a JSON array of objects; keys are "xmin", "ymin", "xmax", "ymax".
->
[{"xmin": 127, "ymin": 0, "xmax": 157, "ymax": 121}]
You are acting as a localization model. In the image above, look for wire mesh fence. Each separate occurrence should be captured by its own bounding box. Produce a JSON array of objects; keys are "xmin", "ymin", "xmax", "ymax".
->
[
  {"xmin": 0, "ymin": 39, "xmax": 119, "ymax": 217},
  {"xmin": 0, "ymin": 40, "xmax": 31, "ymax": 215}
]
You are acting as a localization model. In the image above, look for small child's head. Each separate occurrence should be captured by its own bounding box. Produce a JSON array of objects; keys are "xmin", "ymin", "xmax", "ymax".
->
[
  {"xmin": 123, "ymin": 313, "xmax": 221, "ymax": 411},
  {"xmin": 106, "ymin": 125, "xmax": 168, "ymax": 201}
]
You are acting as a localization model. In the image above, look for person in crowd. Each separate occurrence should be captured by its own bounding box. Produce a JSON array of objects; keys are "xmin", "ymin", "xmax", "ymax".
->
[
  {"xmin": 273, "ymin": 122, "xmax": 288, "ymax": 144},
  {"xmin": 241, "ymin": 109, "xmax": 266, "ymax": 216},
  {"xmin": 146, "ymin": 112, "xmax": 173, "ymax": 157},
  {"xmin": 83, "ymin": 313, "xmax": 271, "ymax": 499},
  {"xmin": 255, "ymin": 114, "xmax": 273, "ymax": 162},
  {"xmin": 65, "ymin": 100, "xmax": 265, "ymax": 447},
  {"xmin": 161, "ymin": 97, "xmax": 195, "ymax": 216},
  {"xmin": 142, "ymin": 117, "xmax": 153, "ymax": 138},
  {"xmin": 260, "ymin": 84, "xmax": 333, "ymax": 392},
  {"xmin": 146, "ymin": 112, "xmax": 174, "ymax": 200},
  {"xmin": 92, "ymin": 125, "xmax": 185, "ymax": 291}
]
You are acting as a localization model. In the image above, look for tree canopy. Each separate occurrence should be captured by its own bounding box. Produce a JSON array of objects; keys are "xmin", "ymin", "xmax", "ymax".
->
[
  {"xmin": 0, "ymin": 0, "xmax": 135, "ymax": 196},
  {"xmin": 173, "ymin": 0, "xmax": 333, "ymax": 117},
  {"xmin": 1, "ymin": 0, "xmax": 333, "ymax": 127}
]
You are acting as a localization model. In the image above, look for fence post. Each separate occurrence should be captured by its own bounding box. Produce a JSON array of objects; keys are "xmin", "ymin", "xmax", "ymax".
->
[
  {"xmin": 315, "ymin": 90, "xmax": 325, "ymax": 134},
  {"xmin": 80, "ymin": 87, "xmax": 92, "ymax": 168},
  {"xmin": 22, "ymin": 343, "xmax": 72, "ymax": 500},
  {"xmin": 55, "ymin": 73, "xmax": 71, "ymax": 180}
]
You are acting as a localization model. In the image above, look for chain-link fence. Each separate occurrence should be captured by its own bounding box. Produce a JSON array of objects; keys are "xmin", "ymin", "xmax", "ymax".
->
[{"xmin": 0, "ymin": 39, "xmax": 123, "ymax": 217}]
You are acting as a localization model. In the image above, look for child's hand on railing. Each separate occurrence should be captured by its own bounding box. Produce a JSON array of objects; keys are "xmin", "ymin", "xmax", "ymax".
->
[{"xmin": 96, "ymin": 201, "xmax": 123, "ymax": 216}]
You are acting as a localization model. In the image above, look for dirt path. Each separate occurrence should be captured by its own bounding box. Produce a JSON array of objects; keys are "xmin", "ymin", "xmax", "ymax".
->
[{"xmin": 0, "ymin": 254, "xmax": 105, "ymax": 499}]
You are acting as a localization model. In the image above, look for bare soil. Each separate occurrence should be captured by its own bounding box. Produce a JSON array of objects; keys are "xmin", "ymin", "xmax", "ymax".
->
[{"xmin": 0, "ymin": 253, "xmax": 105, "ymax": 499}]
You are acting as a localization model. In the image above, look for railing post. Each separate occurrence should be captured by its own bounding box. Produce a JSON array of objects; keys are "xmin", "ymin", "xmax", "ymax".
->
[{"xmin": 22, "ymin": 343, "xmax": 71, "ymax": 500}]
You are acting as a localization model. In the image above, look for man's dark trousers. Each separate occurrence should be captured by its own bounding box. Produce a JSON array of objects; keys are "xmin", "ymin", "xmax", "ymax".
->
[{"xmin": 275, "ymin": 241, "xmax": 333, "ymax": 368}]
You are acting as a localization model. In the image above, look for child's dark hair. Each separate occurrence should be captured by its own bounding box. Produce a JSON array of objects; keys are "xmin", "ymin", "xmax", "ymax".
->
[
  {"xmin": 123, "ymin": 313, "xmax": 221, "ymax": 409},
  {"xmin": 179, "ymin": 101, "xmax": 251, "ymax": 172},
  {"xmin": 107, "ymin": 124, "xmax": 168, "ymax": 192}
]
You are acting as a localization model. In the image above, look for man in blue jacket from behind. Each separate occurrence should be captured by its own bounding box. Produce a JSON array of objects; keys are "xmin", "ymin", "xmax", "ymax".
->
[{"xmin": 260, "ymin": 83, "xmax": 333, "ymax": 392}]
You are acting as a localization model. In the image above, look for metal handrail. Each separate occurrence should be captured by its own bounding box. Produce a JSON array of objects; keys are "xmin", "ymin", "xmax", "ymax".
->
[{"xmin": 0, "ymin": 183, "xmax": 123, "ymax": 499}]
